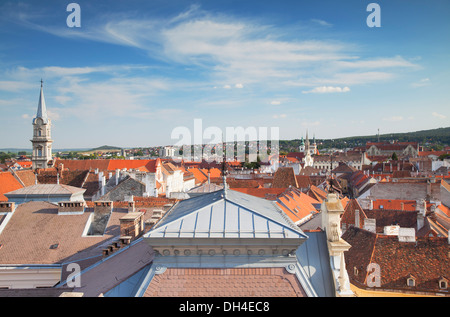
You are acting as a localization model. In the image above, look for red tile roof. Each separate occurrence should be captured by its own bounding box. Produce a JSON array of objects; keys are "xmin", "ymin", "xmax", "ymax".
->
[
  {"xmin": 341, "ymin": 199, "xmax": 368, "ymax": 229},
  {"xmin": 15, "ymin": 161, "xmax": 32, "ymax": 168},
  {"xmin": 437, "ymin": 204, "xmax": 450, "ymax": 218},
  {"xmin": 231, "ymin": 188, "xmax": 286, "ymax": 200},
  {"xmin": 343, "ymin": 227, "xmax": 450, "ymax": 294},
  {"xmin": 295, "ymin": 175, "xmax": 312, "ymax": 189},
  {"xmin": 364, "ymin": 209, "xmax": 417, "ymax": 233},
  {"xmin": 306, "ymin": 185, "xmax": 327, "ymax": 203},
  {"xmin": 55, "ymin": 158, "xmax": 162, "ymax": 173},
  {"xmin": 276, "ymin": 187, "xmax": 318, "ymax": 224},
  {"xmin": 0, "ymin": 172, "xmax": 24, "ymax": 201},
  {"xmin": 144, "ymin": 267, "xmax": 306, "ymax": 297},
  {"xmin": 14, "ymin": 170, "xmax": 36, "ymax": 187},
  {"xmin": 188, "ymin": 168, "xmax": 208, "ymax": 185},
  {"xmin": 272, "ymin": 167, "xmax": 298, "ymax": 188}
]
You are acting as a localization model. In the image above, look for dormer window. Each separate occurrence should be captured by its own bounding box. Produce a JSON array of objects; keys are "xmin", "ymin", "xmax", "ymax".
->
[
  {"xmin": 407, "ymin": 275, "xmax": 416, "ymax": 287},
  {"xmin": 439, "ymin": 277, "xmax": 448, "ymax": 290}
]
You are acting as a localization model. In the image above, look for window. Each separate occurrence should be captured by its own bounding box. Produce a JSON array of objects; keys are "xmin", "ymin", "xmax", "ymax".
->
[
  {"xmin": 439, "ymin": 278, "xmax": 448, "ymax": 290},
  {"xmin": 407, "ymin": 277, "xmax": 415, "ymax": 287}
]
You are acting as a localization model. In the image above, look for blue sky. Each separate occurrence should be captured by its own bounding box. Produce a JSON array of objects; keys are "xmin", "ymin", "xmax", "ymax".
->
[{"xmin": 0, "ymin": 0, "xmax": 449, "ymax": 149}]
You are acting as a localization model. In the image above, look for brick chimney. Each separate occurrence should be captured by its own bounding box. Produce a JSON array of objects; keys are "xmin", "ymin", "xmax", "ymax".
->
[
  {"xmin": 119, "ymin": 212, "xmax": 144, "ymax": 240},
  {"xmin": 58, "ymin": 201, "xmax": 85, "ymax": 215},
  {"xmin": 0, "ymin": 202, "xmax": 15, "ymax": 213},
  {"xmin": 94, "ymin": 201, "xmax": 113, "ymax": 215}
]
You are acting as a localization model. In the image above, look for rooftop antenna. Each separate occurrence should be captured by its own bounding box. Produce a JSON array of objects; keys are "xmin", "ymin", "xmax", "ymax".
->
[{"xmin": 377, "ymin": 128, "xmax": 380, "ymax": 142}]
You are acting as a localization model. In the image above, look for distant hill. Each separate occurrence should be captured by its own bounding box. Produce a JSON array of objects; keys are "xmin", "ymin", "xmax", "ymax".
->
[
  {"xmin": 279, "ymin": 126, "xmax": 450, "ymax": 152},
  {"xmin": 88, "ymin": 145, "xmax": 123, "ymax": 151},
  {"xmin": 338, "ymin": 127, "xmax": 450, "ymax": 143}
]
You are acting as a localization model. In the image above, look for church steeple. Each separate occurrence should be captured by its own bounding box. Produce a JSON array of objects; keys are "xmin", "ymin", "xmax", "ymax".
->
[
  {"xmin": 31, "ymin": 80, "xmax": 53, "ymax": 170},
  {"xmin": 35, "ymin": 79, "xmax": 49, "ymax": 124}
]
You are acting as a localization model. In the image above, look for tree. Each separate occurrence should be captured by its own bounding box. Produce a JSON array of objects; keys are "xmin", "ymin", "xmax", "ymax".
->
[{"xmin": 391, "ymin": 152, "xmax": 398, "ymax": 161}]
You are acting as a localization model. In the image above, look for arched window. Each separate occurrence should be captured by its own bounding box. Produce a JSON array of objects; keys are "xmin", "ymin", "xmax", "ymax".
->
[
  {"xmin": 439, "ymin": 277, "xmax": 448, "ymax": 290},
  {"xmin": 407, "ymin": 275, "xmax": 416, "ymax": 287}
]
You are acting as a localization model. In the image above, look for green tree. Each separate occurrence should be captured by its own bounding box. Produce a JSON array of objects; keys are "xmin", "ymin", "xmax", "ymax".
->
[{"xmin": 391, "ymin": 152, "xmax": 398, "ymax": 160}]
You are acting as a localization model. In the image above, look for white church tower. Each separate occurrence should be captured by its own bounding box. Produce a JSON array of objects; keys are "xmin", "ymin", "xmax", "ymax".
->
[{"xmin": 31, "ymin": 80, "xmax": 53, "ymax": 170}]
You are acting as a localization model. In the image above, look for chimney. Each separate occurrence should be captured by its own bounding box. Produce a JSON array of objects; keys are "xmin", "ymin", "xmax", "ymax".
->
[
  {"xmin": 416, "ymin": 199, "xmax": 426, "ymax": 231},
  {"xmin": 101, "ymin": 175, "xmax": 106, "ymax": 196},
  {"xmin": 115, "ymin": 169, "xmax": 120, "ymax": 186},
  {"xmin": 398, "ymin": 228, "xmax": 416, "ymax": 243},
  {"xmin": 0, "ymin": 202, "xmax": 15, "ymax": 213},
  {"xmin": 401, "ymin": 202, "xmax": 404, "ymax": 211},
  {"xmin": 94, "ymin": 201, "xmax": 113, "ymax": 215},
  {"xmin": 57, "ymin": 173, "xmax": 60, "ymax": 184},
  {"xmin": 208, "ymin": 170, "xmax": 211, "ymax": 184},
  {"xmin": 58, "ymin": 201, "xmax": 85, "ymax": 215},
  {"xmin": 119, "ymin": 211, "xmax": 144, "ymax": 240},
  {"xmin": 355, "ymin": 209, "xmax": 360, "ymax": 228},
  {"xmin": 98, "ymin": 171, "xmax": 103, "ymax": 185},
  {"xmin": 128, "ymin": 201, "xmax": 135, "ymax": 213},
  {"xmin": 368, "ymin": 198, "xmax": 373, "ymax": 210},
  {"xmin": 94, "ymin": 168, "xmax": 99, "ymax": 175}
]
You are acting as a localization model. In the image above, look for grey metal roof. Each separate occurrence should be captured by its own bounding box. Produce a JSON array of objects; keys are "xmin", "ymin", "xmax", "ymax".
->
[
  {"xmin": 145, "ymin": 189, "xmax": 307, "ymax": 239},
  {"xmin": 5, "ymin": 184, "xmax": 85, "ymax": 196},
  {"xmin": 187, "ymin": 183, "xmax": 223, "ymax": 193},
  {"xmin": 296, "ymin": 231, "xmax": 335, "ymax": 297}
]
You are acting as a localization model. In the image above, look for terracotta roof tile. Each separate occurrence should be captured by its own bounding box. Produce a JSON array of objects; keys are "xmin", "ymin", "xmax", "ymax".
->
[
  {"xmin": 272, "ymin": 167, "xmax": 298, "ymax": 188},
  {"xmin": 0, "ymin": 172, "xmax": 24, "ymax": 201},
  {"xmin": 364, "ymin": 209, "xmax": 417, "ymax": 232},
  {"xmin": 144, "ymin": 267, "xmax": 306, "ymax": 297},
  {"xmin": 231, "ymin": 188, "xmax": 286, "ymax": 200},
  {"xmin": 343, "ymin": 227, "xmax": 450, "ymax": 293},
  {"xmin": 14, "ymin": 170, "xmax": 36, "ymax": 187},
  {"xmin": 341, "ymin": 199, "xmax": 368, "ymax": 229}
]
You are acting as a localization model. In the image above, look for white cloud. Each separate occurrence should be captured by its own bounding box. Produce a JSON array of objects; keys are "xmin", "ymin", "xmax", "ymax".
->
[
  {"xmin": 302, "ymin": 86, "xmax": 350, "ymax": 94},
  {"xmin": 235, "ymin": 83, "xmax": 243, "ymax": 88},
  {"xmin": 411, "ymin": 78, "xmax": 431, "ymax": 88},
  {"xmin": 311, "ymin": 19, "xmax": 333, "ymax": 27},
  {"xmin": 223, "ymin": 84, "xmax": 231, "ymax": 89},
  {"xmin": 0, "ymin": 81, "xmax": 35, "ymax": 92},
  {"xmin": 432, "ymin": 112, "xmax": 446, "ymax": 119},
  {"xmin": 383, "ymin": 116, "xmax": 404, "ymax": 122},
  {"xmin": 271, "ymin": 100, "xmax": 281, "ymax": 105},
  {"xmin": 11, "ymin": 6, "xmax": 418, "ymax": 89}
]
